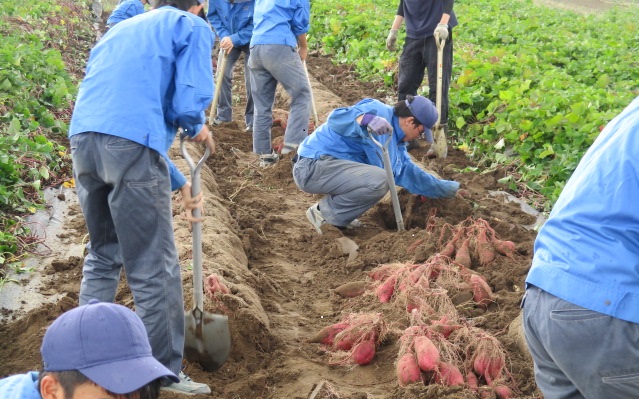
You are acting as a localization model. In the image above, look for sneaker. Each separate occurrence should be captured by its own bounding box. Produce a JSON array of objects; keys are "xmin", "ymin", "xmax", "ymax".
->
[
  {"xmin": 259, "ymin": 153, "xmax": 279, "ymax": 168},
  {"xmin": 211, "ymin": 117, "xmax": 223, "ymax": 126},
  {"xmin": 280, "ymin": 143, "xmax": 298, "ymax": 155},
  {"xmin": 244, "ymin": 125, "xmax": 253, "ymax": 133},
  {"xmin": 346, "ymin": 218, "xmax": 364, "ymax": 229},
  {"xmin": 306, "ymin": 203, "xmax": 326, "ymax": 234},
  {"xmin": 161, "ymin": 371, "xmax": 211, "ymax": 396},
  {"xmin": 426, "ymin": 147, "xmax": 437, "ymax": 159}
]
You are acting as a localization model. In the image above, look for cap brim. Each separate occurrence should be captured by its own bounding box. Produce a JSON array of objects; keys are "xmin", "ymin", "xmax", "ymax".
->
[
  {"xmin": 423, "ymin": 127, "xmax": 433, "ymax": 143},
  {"xmin": 80, "ymin": 356, "xmax": 179, "ymax": 394}
]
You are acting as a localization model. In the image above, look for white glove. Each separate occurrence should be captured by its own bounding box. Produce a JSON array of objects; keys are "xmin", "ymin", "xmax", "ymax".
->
[
  {"xmin": 386, "ymin": 29, "xmax": 398, "ymax": 51},
  {"xmin": 434, "ymin": 23, "xmax": 449, "ymax": 41}
]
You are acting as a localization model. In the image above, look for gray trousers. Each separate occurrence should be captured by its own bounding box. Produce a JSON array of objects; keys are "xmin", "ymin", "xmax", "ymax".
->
[
  {"xmin": 522, "ymin": 286, "xmax": 639, "ymax": 399},
  {"xmin": 70, "ymin": 132, "xmax": 184, "ymax": 375},
  {"xmin": 216, "ymin": 44, "xmax": 254, "ymax": 127},
  {"xmin": 293, "ymin": 156, "xmax": 388, "ymax": 227},
  {"xmin": 248, "ymin": 44, "xmax": 311, "ymax": 154}
]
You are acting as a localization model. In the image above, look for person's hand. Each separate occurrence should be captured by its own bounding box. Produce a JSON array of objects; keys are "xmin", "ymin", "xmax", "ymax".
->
[
  {"xmin": 180, "ymin": 182, "xmax": 204, "ymax": 230},
  {"xmin": 434, "ymin": 23, "xmax": 449, "ymax": 41},
  {"xmin": 363, "ymin": 115, "xmax": 392, "ymax": 135},
  {"xmin": 220, "ymin": 37, "xmax": 233, "ymax": 53},
  {"xmin": 298, "ymin": 46, "xmax": 308, "ymax": 61},
  {"xmin": 386, "ymin": 29, "xmax": 398, "ymax": 51}
]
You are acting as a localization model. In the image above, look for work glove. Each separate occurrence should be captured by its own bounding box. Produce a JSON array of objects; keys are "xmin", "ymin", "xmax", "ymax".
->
[
  {"xmin": 386, "ymin": 29, "xmax": 398, "ymax": 51},
  {"xmin": 434, "ymin": 23, "xmax": 449, "ymax": 41},
  {"xmin": 361, "ymin": 114, "xmax": 392, "ymax": 135}
]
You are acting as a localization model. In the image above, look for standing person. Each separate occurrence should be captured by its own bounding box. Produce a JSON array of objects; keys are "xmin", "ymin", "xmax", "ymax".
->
[
  {"xmin": 293, "ymin": 95, "xmax": 460, "ymax": 233},
  {"xmin": 106, "ymin": 0, "xmax": 148, "ymax": 29},
  {"xmin": 248, "ymin": 0, "xmax": 312, "ymax": 167},
  {"xmin": 0, "ymin": 300, "xmax": 178, "ymax": 399},
  {"xmin": 386, "ymin": 0, "xmax": 457, "ymax": 154},
  {"xmin": 207, "ymin": 0, "xmax": 255, "ymax": 132},
  {"xmin": 522, "ymin": 96, "xmax": 639, "ymax": 398},
  {"xmin": 68, "ymin": 0, "xmax": 214, "ymax": 394}
]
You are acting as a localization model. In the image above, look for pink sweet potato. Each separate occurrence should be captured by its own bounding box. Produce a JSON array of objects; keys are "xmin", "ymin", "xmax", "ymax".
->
[
  {"xmin": 396, "ymin": 353, "xmax": 422, "ymax": 386},
  {"xmin": 307, "ymin": 322, "xmax": 348, "ymax": 345},
  {"xmin": 429, "ymin": 316, "xmax": 462, "ymax": 338},
  {"xmin": 477, "ymin": 228, "xmax": 496, "ymax": 266},
  {"xmin": 492, "ymin": 239, "xmax": 516, "ymax": 257},
  {"xmin": 440, "ymin": 240, "xmax": 456, "ymax": 258},
  {"xmin": 473, "ymin": 349, "xmax": 505, "ymax": 384},
  {"xmin": 376, "ymin": 275, "xmax": 397, "ymax": 303},
  {"xmin": 470, "ymin": 274, "xmax": 493, "ymax": 308},
  {"xmin": 434, "ymin": 362, "xmax": 465, "ymax": 386},
  {"xmin": 351, "ymin": 340, "xmax": 376, "ymax": 365},
  {"xmin": 368, "ymin": 264, "xmax": 397, "ymax": 281},
  {"xmin": 454, "ymin": 238, "xmax": 472, "ymax": 268},
  {"xmin": 407, "ymin": 238, "xmax": 424, "ymax": 253},
  {"xmin": 413, "ymin": 336, "xmax": 439, "ymax": 372},
  {"xmin": 492, "ymin": 383, "xmax": 513, "ymax": 399},
  {"xmin": 204, "ymin": 274, "xmax": 230, "ymax": 296},
  {"xmin": 467, "ymin": 371, "xmax": 479, "ymax": 392},
  {"xmin": 333, "ymin": 281, "xmax": 368, "ymax": 298}
]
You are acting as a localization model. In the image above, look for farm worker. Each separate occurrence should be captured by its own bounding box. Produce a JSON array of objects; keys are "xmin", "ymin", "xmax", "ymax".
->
[
  {"xmin": 522, "ymin": 95, "xmax": 639, "ymax": 398},
  {"xmin": 293, "ymin": 95, "xmax": 460, "ymax": 233},
  {"xmin": 106, "ymin": 0, "xmax": 148, "ymax": 29},
  {"xmin": 0, "ymin": 300, "xmax": 178, "ymax": 399},
  {"xmin": 68, "ymin": 0, "xmax": 214, "ymax": 394},
  {"xmin": 386, "ymin": 0, "xmax": 457, "ymax": 155},
  {"xmin": 248, "ymin": 0, "xmax": 312, "ymax": 167},
  {"xmin": 207, "ymin": 0, "xmax": 255, "ymax": 132}
]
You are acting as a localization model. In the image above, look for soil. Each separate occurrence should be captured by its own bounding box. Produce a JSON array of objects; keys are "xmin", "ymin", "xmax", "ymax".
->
[{"xmin": 11, "ymin": 0, "xmax": 635, "ymax": 395}]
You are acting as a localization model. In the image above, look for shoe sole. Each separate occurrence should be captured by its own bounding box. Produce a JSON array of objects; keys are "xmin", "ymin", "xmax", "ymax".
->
[{"xmin": 305, "ymin": 207, "xmax": 323, "ymax": 234}]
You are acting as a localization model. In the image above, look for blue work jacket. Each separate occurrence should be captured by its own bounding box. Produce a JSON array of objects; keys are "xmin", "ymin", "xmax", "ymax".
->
[
  {"xmin": 250, "ymin": 0, "xmax": 309, "ymax": 48},
  {"xmin": 69, "ymin": 6, "xmax": 214, "ymax": 190},
  {"xmin": 207, "ymin": 0, "xmax": 254, "ymax": 46},
  {"xmin": 527, "ymin": 95, "xmax": 639, "ymax": 324},
  {"xmin": 298, "ymin": 98, "xmax": 459, "ymax": 199},
  {"xmin": 106, "ymin": 0, "xmax": 145, "ymax": 27},
  {"xmin": 0, "ymin": 372, "xmax": 40, "ymax": 399}
]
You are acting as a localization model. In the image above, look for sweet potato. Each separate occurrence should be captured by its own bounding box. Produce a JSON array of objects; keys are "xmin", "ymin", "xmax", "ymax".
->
[
  {"xmin": 413, "ymin": 336, "xmax": 439, "ymax": 372},
  {"xmin": 429, "ymin": 316, "xmax": 462, "ymax": 338},
  {"xmin": 492, "ymin": 383, "xmax": 513, "ymax": 399},
  {"xmin": 466, "ymin": 371, "xmax": 479, "ymax": 392},
  {"xmin": 454, "ymin": 238, "xmax": 472, "ymax": 268},
  {"xmin": 440, "ymin": 240, "xmax": 456, "ymax": 258},
  {"xmin": 333, "ymin": 281, "xmax": 368, "ymax": 298},
  {"xmin": 307, "ymin": 322, "xmax": 348, "ymax": 345},
  {"xmin": 351, "ymin": 340, "xmax": 376, "ymax": 365},
  {"xmin": 470, "ymin": 274, "xmax": 493, "ymax": 308},
  {"xmin": 492, "ymin": 239, "xmax": 516, "ymax": 257},
  {"xmin": 204, "ymin": 274, "xmax": 230, "ymax": 296},
  {"xmin": 477, "ymin": 228, "xmax": 496, "ymax": 266},
  {"xmin": 407, "ymin": 238, "xmax": 424, "ymax": 253},
  {"xmin": 473, "ymin": 349, "xmax": 505, "ymax": 384},
  {"xmin": 368, "ymin": 264, "xmax": 398, "ymax": 281},
  {"xmin": 434, "ymin": 362, "xmax": 464, "ymax": 386},
  {"xmin": 333, "ymin": 329, "xmax": 358, "ymax": 351},
  {"xmin": 376, "ymin": 275, "xmax": 397, "ymax": 303},
  {"xmin": 396, "ymin": 353, "xmax": 422, "ymax": 386}
]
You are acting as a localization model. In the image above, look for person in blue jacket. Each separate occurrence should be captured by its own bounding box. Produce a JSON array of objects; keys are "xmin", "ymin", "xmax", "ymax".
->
[
  {"xmin": 522, "ymin": 95, "xmax": 639, "ymax": 399},
  {"xmin": 106, "ymin": 0, "xmax": 147, "ymax": 28},
  {"xmin": 68, "ymin": 0, "xmax": 213, "ymax": 394},
  {"xmin": 207, "ymin": 0, "xmax": 254, "ymax": 131},
  {"xmin": 249, "ymin": 0, "xmax": 312, "ymax": 167},
  {"xmin": 293, "ymin": 95, "xmax": 460, "ymax": 233},
  {"xmin": 0, "ymin": 300, "xmax": 177, "ymax": 399},
  {"xmin": 386, "ymin": 0, "xmax": 457, "ymax": 155}
]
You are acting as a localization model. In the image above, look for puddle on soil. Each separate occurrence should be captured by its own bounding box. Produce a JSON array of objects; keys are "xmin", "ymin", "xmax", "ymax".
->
[{"xmin": 0, "ymin": 186, "xmax": 84, "ymax": 321}]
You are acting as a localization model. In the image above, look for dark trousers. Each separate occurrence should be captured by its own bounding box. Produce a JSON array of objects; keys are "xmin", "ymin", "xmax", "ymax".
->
[{"xmin": 398, "ymin": 31, "xmax": 453, "ymax": 125}]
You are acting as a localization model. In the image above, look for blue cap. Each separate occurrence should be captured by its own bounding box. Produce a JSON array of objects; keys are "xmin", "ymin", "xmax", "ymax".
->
[
  {"xmin": 405, "ymin": 96, "xmax": 438, "ymax": 143},
  {"xmin": 41, "ymin": 300, "xmax": 179, "ymax": 394}
]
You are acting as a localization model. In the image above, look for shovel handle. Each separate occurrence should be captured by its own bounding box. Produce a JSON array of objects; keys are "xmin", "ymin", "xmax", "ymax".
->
[
  {"xmin": 303, "ymin": 61, "xmax": 319, "ymax": 127},
  {"xmin": 208, "ymin": 48, "xmax": 228, "ymax": 125},
  {"xmin": 434, "ymin": 31, "xmax": 445, "ymax": 128},
  {"xmin": 368, "ymin": 130, "xmax": 405, "ymax": 232},
  {"xmin": 180, "ymin": 133, "xmax": 212, "ymax": 310}
]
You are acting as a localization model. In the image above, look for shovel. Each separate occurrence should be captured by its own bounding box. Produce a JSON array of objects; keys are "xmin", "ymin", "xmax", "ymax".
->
[
  {"xmin": 302, "ymin": 60, "xmax": 319, "ymax": 127},
  {"xmin": 368, "ymin": 130, "xmax": 405, "ymax": 232},
  {"xmin": 431, "ymin": 31, "xmax": 448, "ymax": 158},
  {"xmin": 180, "ymin": 135, "xmax": 231, "ymax": 371},
  {"xmin": 208, "ymin": 47, "xmax": 229, "ymax": 125}
]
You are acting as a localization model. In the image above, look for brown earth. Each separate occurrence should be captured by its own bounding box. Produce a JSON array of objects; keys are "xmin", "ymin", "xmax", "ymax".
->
[{"xmin": 0, "ymin": 52, "xmax": 542, "ymax": 399}]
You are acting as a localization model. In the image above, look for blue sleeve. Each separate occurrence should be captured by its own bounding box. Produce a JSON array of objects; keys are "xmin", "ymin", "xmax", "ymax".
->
[
  {"xmin": 172, "ymin": 21, "xmax": 214, "ymax": 138},
  {"xmin": 394, "ymin": 148, "xmax": 460, "ymax": 198},
  {"xmin": 169, "ymin": 158, "xmax": 188, "ymax": 191},
  {"xmin": 230, "ymin": 3, "xmax": 254, "ymax": 45},
  {"xmin": 207, "ymin": 4, "xmax": 231, "ymax": 39},
  {"xmin": 290, "ymin": 0, "xmax": 309, "ymax": 36}
]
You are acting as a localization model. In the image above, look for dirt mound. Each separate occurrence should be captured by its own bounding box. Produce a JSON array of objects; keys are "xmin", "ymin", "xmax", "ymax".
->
[{"xmin": 0, "ymin": 54, "xmax": 540, "ymax": 398}]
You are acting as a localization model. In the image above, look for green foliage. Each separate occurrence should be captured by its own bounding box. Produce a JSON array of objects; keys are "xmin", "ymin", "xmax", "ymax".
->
[
  {"xmin": 0, "ymin": 0, "xmax": 91, "ymax": 268},
  {"xmin": 310, "ymin": 0, "xmax": 639, "ymax": 207}
]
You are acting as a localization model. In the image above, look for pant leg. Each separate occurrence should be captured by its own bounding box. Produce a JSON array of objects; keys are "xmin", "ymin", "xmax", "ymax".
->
[
  {"xmin": 249, "ymin": 45, "xmax": 278, "ymax": 155},
  {"xmin": 523, "ymin": 286, "xmax": 639, "ymax": 399},
  {"xmin": 424, "ymin": 31, "xmax": 453, "ymax": 125},
  {"xmin": 72, "ymin": 132, "xmax": 184, "ymax": 375},
  {"xmin": 71, "ymin": 133, "xmax": 122, "ymax": 305},
  {"xmin": 293, "ymin": 156, "xmax": 388, "ymax": 226},
  {"xmin": 240, "ymin": 45, "xmax": 254, "ymax": 127},
  {"xmin": 259, "ymin": 44, "xmax": 311, "ymax": 147},
  {"xmin": 398, "ymin": 37, "xmax": 426, "ymax": 102},
  {"xmin": 216, "ymin": 47, "xmax": 243, "ymax": 123}
]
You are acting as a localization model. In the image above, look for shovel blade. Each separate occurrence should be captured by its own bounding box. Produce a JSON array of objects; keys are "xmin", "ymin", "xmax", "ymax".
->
[
  {"xmin": 432, "ymin": 126, "xmax": 448, "ymax": 158},
  {"xmin": 184, "ymin": 308, "xmax": 231, "ymax": 371}
]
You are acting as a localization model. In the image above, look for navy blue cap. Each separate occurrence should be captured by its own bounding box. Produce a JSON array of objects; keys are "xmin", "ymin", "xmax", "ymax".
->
[{"xmin": 405, "ymin": 96, "xmax": 438, "ymax": 143}]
